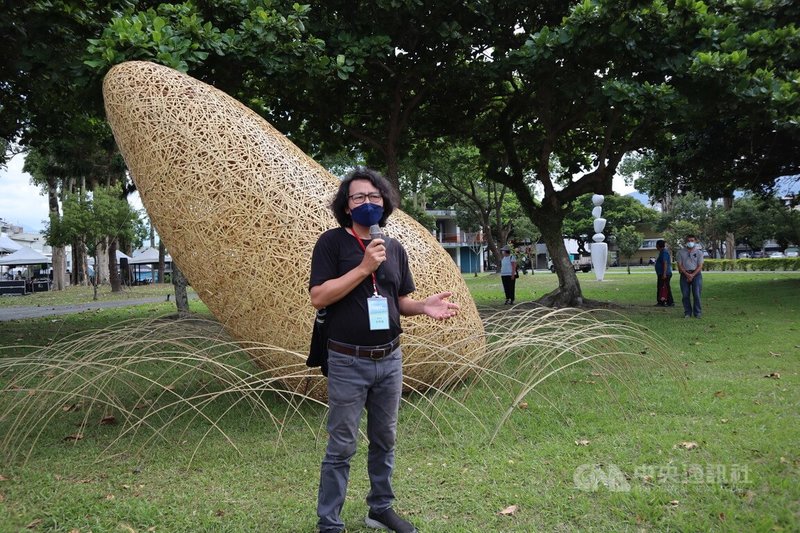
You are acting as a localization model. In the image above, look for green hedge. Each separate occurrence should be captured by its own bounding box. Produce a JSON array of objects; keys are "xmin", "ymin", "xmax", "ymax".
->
[{"xmin": 701, "ymin": 258, "xmax": 800, "ymax": 271}]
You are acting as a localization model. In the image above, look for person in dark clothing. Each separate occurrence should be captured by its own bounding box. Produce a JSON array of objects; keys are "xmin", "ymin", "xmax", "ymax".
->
[
  {"xmin": 654, "ymin": 239, "xmax": 674, "ymax": 306},
  {"xmin": 309, "ymin": 167, "xmax": 459, "ymax": 533},
  {"xmin": 499, "ymin": 247, "xmax": 517, "ymax": 304}
]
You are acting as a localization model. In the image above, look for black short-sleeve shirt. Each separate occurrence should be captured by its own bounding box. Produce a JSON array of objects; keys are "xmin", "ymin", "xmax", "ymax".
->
[{"xmin": 309, "ymin": 227, "xmax": 416, "ymax": 346}]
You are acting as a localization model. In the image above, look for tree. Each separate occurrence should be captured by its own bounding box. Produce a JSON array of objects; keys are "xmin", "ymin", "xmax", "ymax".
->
[
  {"xmin": 86, "ymin": 0, "xmax": 800, "ymax": 307},
  {"xmin": 85, "ymin": 1, "xmax": 479, "ymax": 190},
  {"xmin": 411, "ymin": 142, "xmax": 525, "ymax": 267},
  {"xmin": 725, "ymin": 194, "xmax": 800, "ymax": 252},
  {"xmin": 46, "ymin": 184, "xmax": 144, "ymax": 300},
  {"xmin": 625, "ymin": 2, "xmax": 800, "ymax": 211},
  {"xmin": 615, "ymin": 226, "xmax": 644, "ymax": 275},
  {"xmin": 662, "ymin": 220, "xmax": 701, "ymax": 262},
  {"xmin": 457, "ymin": 0, "xmax": 711, "ymax": 305},
  {"xmin": 563, "ymin": 194, "xmax": 659, "ymax": 256}
]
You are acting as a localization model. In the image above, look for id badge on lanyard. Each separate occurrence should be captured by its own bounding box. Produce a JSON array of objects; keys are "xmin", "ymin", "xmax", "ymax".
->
[
  {"xmin": 351, "ymin": 229, "xmax": 391, "ymax": 331},
  {"xmin": 367, "ymin": 295, "xmax": 390, "ymax": 330}
]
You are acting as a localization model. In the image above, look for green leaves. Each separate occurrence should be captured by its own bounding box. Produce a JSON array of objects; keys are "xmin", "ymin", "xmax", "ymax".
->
[{"xmin": 84, "ymin": 2, "xmax": 325, "ymax": 76}]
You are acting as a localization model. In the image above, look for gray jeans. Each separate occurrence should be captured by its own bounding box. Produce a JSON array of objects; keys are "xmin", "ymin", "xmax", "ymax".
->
[
  {"xmin": 316, "ymin": 347, "xmax": 403, "ymax": 532},
  {"xmin": 680, "ymin": 273, "xmax": 702, "ymax": 317}
]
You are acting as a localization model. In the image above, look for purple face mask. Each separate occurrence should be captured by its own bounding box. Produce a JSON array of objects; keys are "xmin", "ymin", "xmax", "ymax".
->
[{"xmin": 350, "ymin": 202, "xmax": 384, "ymax": 227}]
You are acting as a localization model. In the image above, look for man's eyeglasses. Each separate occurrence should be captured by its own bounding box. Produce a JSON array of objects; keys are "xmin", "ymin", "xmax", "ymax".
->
[{"xmin": 348, "ymin": 192, "xmax": 383, "ymax": 204}]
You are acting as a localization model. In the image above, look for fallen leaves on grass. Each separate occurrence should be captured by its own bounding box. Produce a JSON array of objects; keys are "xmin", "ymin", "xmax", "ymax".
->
[
  {"xmin": 764, "ymin": 372, "xmax": 780, "ymax": 379},
  {"xmin": 498, "ymin": 504, "xmax": 518, "ymax": 516},
  {"xmin": 575, "ymin": 439, "xmax": 590, "ymax": 446},
  {"xmin": 62, "ymin": 402, "xmax": 83, "ymax": 412},
  {"xmin": 99, "ymin": 415, "xmax": 117, "ymax": 425},
  {"xmin": 215, "ymin": 509, "xmax": 225, "ymax": 517},
  {"xmin": 517, "ymin": 401, "xmax": 528, "ymax": 409},
  {"xmin": 713, "ymin": 390, "xmax": 725, "ymax": 398},
  {"xmin": 0, "ymin": 492, "xmax": 5, "ymax": 502},
  {"xmin": 677, "ymin": 441, "xmax": 699, "ymax": 450},
  {"xmin": 104, "ymin": 493, "xmax": 115, "ymax": 500},
  {"xmin": 0, "ymin": 474, "xmax": 8, "ymax": 481},
  {"xmin": 769, "ymin": 351, "xmax": 781, "ymax": 357},
  {"xmin": 63, "ymin": 433, "xmax": 83, "ymax": 442},
  {"xmin": 668, "ymin": 500, "xmax": 679, "ymax": 507},
  {"xmin": 25, "ymin": 519, "xmax": 43, "ymax": 529}
]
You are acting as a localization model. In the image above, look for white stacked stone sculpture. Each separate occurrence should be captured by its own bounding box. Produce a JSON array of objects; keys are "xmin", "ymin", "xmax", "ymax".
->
[{"xmin": 590, "ymin": 194, "xmax": 608, "ymax": 281}]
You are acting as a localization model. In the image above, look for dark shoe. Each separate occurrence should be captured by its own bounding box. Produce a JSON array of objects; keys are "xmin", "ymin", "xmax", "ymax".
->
[
  {"xmin": 504, "ymin": 299, "xmax": 510, "ymax": 305},
  {"xmin": 365, "ymin": 508, "xmax": 417, "ymax": 533},
  {"xmin": 684, "ymin": 314, "xmax": 690, "ymax": 318}
]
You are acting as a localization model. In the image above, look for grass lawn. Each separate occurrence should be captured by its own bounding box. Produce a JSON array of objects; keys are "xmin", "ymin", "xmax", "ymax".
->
[
  {"xmin": 0, "ymin": 284, "xmax": 190, "ymax": 309},
  {"xmin": 0, "ymin": 271, "xmax": 798, "ymax": 532}
]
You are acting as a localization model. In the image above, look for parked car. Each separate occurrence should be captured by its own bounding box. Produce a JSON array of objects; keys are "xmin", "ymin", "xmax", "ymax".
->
[
  {"xmin": 750, "ymin": 251, "xmax": 767, "ymax": 258},
  {"xmin": 548, "ymin": 254, "xmax": 592, "ymax": 273},
  {"xmin": 769, "ymin": 251, "xmax": 785, "ymax": 258},
  {"xmin": 785, "ymin": 247, "xmax": 799, "ymax": 258},
  {"xmin": 738, "ymin": 252, "xmax": 751, "ymax": 258}
]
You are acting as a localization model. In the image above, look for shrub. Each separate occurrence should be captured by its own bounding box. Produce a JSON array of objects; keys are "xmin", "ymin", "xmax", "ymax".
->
[{"xmin": 702, "ymin": 258, "xmax": 800, "ymax": 271}]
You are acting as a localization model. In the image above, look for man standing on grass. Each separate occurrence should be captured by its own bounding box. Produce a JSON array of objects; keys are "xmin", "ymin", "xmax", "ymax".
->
[
  {"xmin": 676, "ymin": 234, "xmax": 704, "ymax": 318},
  {"xmin": 309, "ymin": 167, "xmax": 459, "ymax": 533},
  {"xmin": 654, "ymin": 239, "xmax": 674, "ymax": 307}
]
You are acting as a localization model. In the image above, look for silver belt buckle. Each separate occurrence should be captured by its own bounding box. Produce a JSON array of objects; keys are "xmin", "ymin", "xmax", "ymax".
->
[{"xmin": 369, "ymin": 348, "xmax": 386, "ymax": 360}]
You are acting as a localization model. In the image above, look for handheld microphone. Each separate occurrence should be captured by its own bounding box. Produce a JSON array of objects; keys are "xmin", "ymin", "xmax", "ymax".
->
[{"xmin": 369, "ymin": 224, "xmax": 386, "ymax": 282}]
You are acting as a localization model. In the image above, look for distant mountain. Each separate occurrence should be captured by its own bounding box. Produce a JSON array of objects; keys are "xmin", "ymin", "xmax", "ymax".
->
[{"xmin": 625, "ymin": 190, "xmax": 653, "ymax": 207}]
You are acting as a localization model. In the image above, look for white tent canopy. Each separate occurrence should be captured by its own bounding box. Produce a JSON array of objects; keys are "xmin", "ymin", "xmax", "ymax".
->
[
  {"xmin": 128, "ymin": 247, "xmax": 172, "ymax": 265},
  {"xmin": 87, "ymin": 249, "xmax": 132, "ymax": 266},
  {"xmin": 0, "ymin": 245, "xmax": 51, "ymax": 266},
  {"xmin": 0, "ymin": 233, "xmax": 23, "ymax": 254}
]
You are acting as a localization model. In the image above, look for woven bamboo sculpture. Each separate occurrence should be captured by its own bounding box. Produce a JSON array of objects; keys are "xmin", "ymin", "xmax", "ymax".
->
[{"xmin": 103, "ymin": 61, "xmax": 485, "ymax": 398}]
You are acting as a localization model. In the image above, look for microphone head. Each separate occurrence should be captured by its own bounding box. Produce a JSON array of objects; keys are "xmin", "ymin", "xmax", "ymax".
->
[{"xmin": 369, "ymin": 224, "xmax": 383, "ymax": 239}]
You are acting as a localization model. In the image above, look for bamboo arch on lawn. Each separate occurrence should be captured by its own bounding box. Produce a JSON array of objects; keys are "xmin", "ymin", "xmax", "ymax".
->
[{"xmin": 102, "ymin": 61, "xmax": 485, "ymax": 399}]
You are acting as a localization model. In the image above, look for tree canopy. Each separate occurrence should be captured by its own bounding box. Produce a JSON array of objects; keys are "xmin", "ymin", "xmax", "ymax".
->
[{"xmin": 5, "ymin": 0, "xmax": 799, "ymax": 303}]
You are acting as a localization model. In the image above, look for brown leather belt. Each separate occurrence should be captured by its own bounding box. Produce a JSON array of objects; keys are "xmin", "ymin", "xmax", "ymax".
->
[{"xmin": 328, "ymin": 338, "xmax": 400, "ymax": 360}]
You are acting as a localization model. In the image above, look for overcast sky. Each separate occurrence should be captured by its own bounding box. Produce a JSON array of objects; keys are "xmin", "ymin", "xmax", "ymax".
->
[{"xmin": 1, "ymin": 151, "xmax": 637, "ymax": 235}]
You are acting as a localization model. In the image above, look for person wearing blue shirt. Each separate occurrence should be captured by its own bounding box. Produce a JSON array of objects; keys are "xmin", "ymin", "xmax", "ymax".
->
[{"xmin": 655, "ymin": 239, "xmax": 674, "ymax": 307}]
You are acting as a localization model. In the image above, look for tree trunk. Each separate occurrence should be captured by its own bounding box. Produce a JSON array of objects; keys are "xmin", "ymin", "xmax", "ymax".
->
[
  {"xmin": 723, "ymin": 195, "xmax": 736, "ymax": 259},
  {"xmin": 385, "ymin": 148, "xmax": 400, "ymax": 193},
  {"xmin": 172, "ymin": 262, "xmax": 190, "ymax": 316},
  {"xmin": 46, "ymin": 177, "xmax": 67, "ymax": 290},
  {"xmin": 51, "ymin": 247, "xmax": 67, "ymax": 290},
  {"xmin": 73, "ymin": 238, "xmax": 89, "ymax": 286},
  {"xmin": 92, "ymin": 253, "xmax": 99, "ymax": 301},
  {"xmin": 70, "ymin": 241, "xmax": 78, "ymax": 285},
  {"xmin": 96, "ymin": 238, "xmax": 110, "ymax": 285},
  {"xmin": 537, "ymin": 215, "xmax": 583, "ymax": 307},
  {"xmin": 108, "ymin": 239, "xmax": 122, "ymax": 292},
  {"xmin": 158, "ymin": 240, "xmax": 166, "ymax": 283}
]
